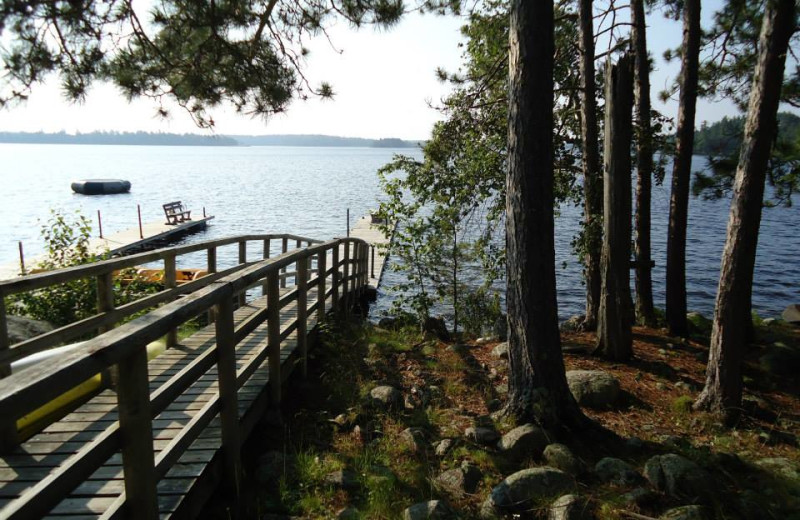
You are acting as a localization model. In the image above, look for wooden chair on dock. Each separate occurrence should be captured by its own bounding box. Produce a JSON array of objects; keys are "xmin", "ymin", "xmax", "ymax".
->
[{"xmin": 163, "ymin": 201, "xmax": 192, "ymax": 225}]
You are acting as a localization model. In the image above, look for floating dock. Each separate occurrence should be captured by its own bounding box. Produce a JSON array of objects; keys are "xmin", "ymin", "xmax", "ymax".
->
[{"xmin": 348, "ymin": 215, "xmax": 392, "ymax": 288}]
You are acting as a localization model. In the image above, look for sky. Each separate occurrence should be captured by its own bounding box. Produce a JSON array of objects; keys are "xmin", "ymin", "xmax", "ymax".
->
[{"xmin": 0, "ymin": 2, "xmax": 789, "ymax": 140}]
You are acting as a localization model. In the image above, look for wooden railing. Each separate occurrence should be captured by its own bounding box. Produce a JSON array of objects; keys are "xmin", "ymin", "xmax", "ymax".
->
[{"xmin": 0, "ymin": 235, "xmax": 371, "ymax": 519}]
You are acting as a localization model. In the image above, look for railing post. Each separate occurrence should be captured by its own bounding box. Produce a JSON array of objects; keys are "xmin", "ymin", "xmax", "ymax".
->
[
  {"xmin": 238, "ymin": 240, "xmax": 247, "ymax": 307},
  {"xmin": 331, "ymin": 243, "xmax": 340, "ymax": 310},
  {"xmin": 295, "ymin": 240, "xmax": 302, "ymax": 285},
  {"xmin": 279, "ymin": 237, "xmax": 288, "ymax": 288},
  {"xmin": 317, "ymin": 250, "xmax": 327, "ymax": 324},
  {"xmin": 297, "ymin": 256, "xmax": 308, "ymax": 378},
  {"xmin": 342, "ymin": 241, "xmax": 350, "ymax": 314},
  {"xmin": 262, "ymin": 238, "xmax": 271, "ymax": 297},
  {"xmin": 117, "ymin": 348, "xmax": 159, "ymax": 519},
  {"xmin": 97, "ymin": 272, "xmax": 114, "ymax": 334},
  {"xmin": 165, "ymin": 254, "xmax": 177, "ymax": 348},
  {"xmin": 267, "ymin": 271, "xmax": 281, "ymax": 405},
  {"xmin": 0, "ymin": 296, "xmax": 18, "ymax": 452},
  {"xmin": 207, "ymin": 247, "xmax": 217, "ymax": 324},
  {"xmin": 215, "ymin": 296, "xmax": 242, "ymax": 499},
  {"xmin": 371, "ymin": 245, "xmax": 375, "ymax": 281}
]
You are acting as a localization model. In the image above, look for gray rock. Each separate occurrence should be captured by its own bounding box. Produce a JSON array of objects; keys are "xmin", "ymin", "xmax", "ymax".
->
[
  {"xmin": 782, "ymin": 304, "xmax": 800, "ymax": 324},
  {"xmin": 370, "ymin": 385, "xmax": 402, "ymax": 409},
  {"xmin": 255, "ymin": 450, "xmax": 293, "ymax": 484},
  {"xmin": 762, "ymin": 318, "xmax": 778, "ymax": 326},
  {"xmin": 476, "ymin": 337, "xmax": 492, "ymax": 345},
  {"xmin": 336, "ymin": 507, "xmax": 360, "ymax": 519},
  {"xmin": 481, "ymin": 467, "xmax": 576, "ymax": 517},
  {"xmin": 323, "ymin": 469, "xmax": 360, "ymax": 491},
  {"xmin": 594, "ymin": 457, "xmax": 642, "ymax": 485},
  {"xmin": 755, "ymin": 457, "xmax": 800, "ymax": 481},
  {"xmin": 548, "ymin": 494, "xmax": 592, "ymax": 520},
  {"xmin": 543, "ymin": 443, "xmax": 583, "ymax": 475},
  {"xmin": 622, "ymin": 487, "xmax": 657, "ymax": 507},
  {"xmin": 566, "ymin": 370, "xmax": 621, "ymax": 408},
  {"xmin": 491, "ymin": 342, "xmax": 509, "ymax": 359},
  {"xmin": 644, "ymin": 454, "xmax": 710, "ymax": 500},
  {"xmin": 560, "ymin": 315, "xmax": 586, "ymax": 332},
  {"xmin": 423, "ymin": 316, "xmax": 450, "ymax": 341},
  {"xmin": 686, "ymin": 312, "xmax": 712, "ymax": 335},
  {"xmin": 400, "ymin": 427, "xmax": 428, "ymax": 453},
  {"xmin": 434, "ymin": 461, "xmax": 482, "ymax": 497},
  {"xmin": 6, "ymin": 315, "xmax": 54, "ymax": 344},
  {"xmin": 497, "ymin": 424, "xmax": 548, "ymax": 461},
  {"xmin": 434, "ymin": 438, "xmax": 455, "ymax": 457},
  {"xmin": 659, "ymin": 505, "xmax": 707, "ymax": 520},
  {"xmin": 402, "ymin": 500, "xmax": 454, "ymax": 520},
  {"xmin": 465, "ymin": 426, "xmax": 500, "ymax": 446}
]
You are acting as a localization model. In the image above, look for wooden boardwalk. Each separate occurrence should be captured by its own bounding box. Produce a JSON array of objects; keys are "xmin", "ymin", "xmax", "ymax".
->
[
  {"xmin": 0, "ymin": 234, "xmax": 371, "ymax": 519},
  {"xmin": 349, "ymin": 215, "xmax": 392, "ymax": 288}
]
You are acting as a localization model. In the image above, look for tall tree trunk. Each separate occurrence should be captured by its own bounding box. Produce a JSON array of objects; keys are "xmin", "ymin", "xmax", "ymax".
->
[
  {"xmin": 632, "ymin": 0, "xmax": 657, "ymax": 327},
  {"xmin": 695, "ymin": 0, "xmax": 796, "ymax": 419},
  {"xmin": 665, "ymin": 0, "xmax": 701, "ymax": 337},
  {"xmin": 577, "ymin": 0, "xmax": 603, "ymax": 331},
  {"xmin": 506, "ymin": 0, "xmax": 587, "ymax": 430},
  {"xmin": 595, "ymin": 55, "xmax": 634, "ymax": 361}
]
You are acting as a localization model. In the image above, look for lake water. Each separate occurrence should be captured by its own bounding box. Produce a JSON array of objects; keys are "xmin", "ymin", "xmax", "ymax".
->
[{"xmin": 0, "ymin": 143, "xmax": 797, "ymax": 320}]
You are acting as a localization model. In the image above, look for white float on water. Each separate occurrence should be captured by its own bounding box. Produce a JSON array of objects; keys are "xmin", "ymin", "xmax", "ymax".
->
[{"xmin": 71, "ymin": 179, "xmax": 131, "ymax": 195}]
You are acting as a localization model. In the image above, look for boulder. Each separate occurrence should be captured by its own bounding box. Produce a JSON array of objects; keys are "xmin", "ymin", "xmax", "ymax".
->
[
  {"xmin": 491, "ymin": 342, "xmax": 509, "ymax": 359},
  {"xmin": 423, "ymin": 317, "xmax": 450, "ymax": 341},
  {"xmin": 6, "ymin": 315, "xmax": 54, "ymax": 344},
  {"xmin": 323, "ymin": 469, "xmax": 360, "ymax": 491},
  {"xmin": 659, "ymin": 505, "xmax": 707, "ymax": 520},
  {"xmin": 434, "ymin": 461, "xmax": 482, "ymax": 497},
  {"xmin": 434, "ymin": 438, "xmax": 455, "ymax": 457},
  {"xmin": 755, "ymin": 457, "xmax": 800, "ymax": 481},
  {"xmin": 481, "ymin": 467, "xmax": 575, "ymax": 517},
  {"xmin": 369, "ymin": 385, "xmax": 402, "ymax": 410},
  {"xmin": 465, "ymin": 426, "xmax": 500, "ymax": 446},
  {"xmin": 548, "ymin": 494, "xmax": 592, "ymax": 520},
  {"xmin": 543, "ymin": 444, "xmax": 583, "ymax": 475},
  {"xmin": 402, "ymin": 500, "xmax": 454, "ymax": 520},
  {"xmin": 497, "ymin": 424, "xmax": 549, "ymax": 461},
  {"xmin": 782, "ymin": 304, "xmax": 800, "ymax": 324},
  {"xmin": 566, "ymin": 370, "xmax": 621, "ymax": 408},
  {"xmin": 400, "ymin": 427, "xmax": 428, "ymax": 453},
  {"xmin": 686, "ymin": 312, "xmax": 712, "ymax": 335},
  {"xmin": 643, "ymin": 454, "xmax": 709, "ymax": 500},
  {"xmin": 594, "ymin": 457, "xmax": 642, "ymax": 486}
]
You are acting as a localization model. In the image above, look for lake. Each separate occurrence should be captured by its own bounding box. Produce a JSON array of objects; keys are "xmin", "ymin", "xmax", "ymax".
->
[{"xmin": 0, "ymin": 143, "xmax": 797, "ymax": 320}]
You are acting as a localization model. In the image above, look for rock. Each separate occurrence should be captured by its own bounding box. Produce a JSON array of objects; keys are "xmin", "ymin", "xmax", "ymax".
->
[
  {"xmin": 255, "ymin": 450, "xmax": 293, "ymax": 484},
  {"xmin": 560, "ymin": 315, "xmax": 586, "ymax": 332},
  {"xmin": 548, "ymin": 494, "xmax": 592, "ymax": 520},
  {"xmin": 423, "ymin": 317, "xmax": 450, "ymax": 341},
  {"xmin": 369, "ymin": 385, "xmax": 402, "ymax": 410},
  {"xmin": 497, "ymin": 424, "xmax": 548, "ymax": 461},
  {"xmin": 493, "ymin": 315, "xmax": 508, "ymax": 341},
  {"xmin": 755, "ymin": 457, "xmax": 800, "ymax": 481},
  {"xmin": 476, "ymin": 337, "xmax": 492, "ymax": 345},
  {"xmin": 465, "ymin": 426, "xmax": 500, "ymax": 446},
  {"xmin": 659, "ymin": 505, "xmax": 707, "ymax": 520},
  {"xmin": 331, "ymin": 413, "xmax": 349, "ymax": 427},
  {"xmin": 491, "ymin": 342, "xmax": 509, "ymax": 359},
  {"xmin": 643, "ymin": 454, "xmax": 709, "ymax": 500},
  {"xmin": 323, "ymin": 469, "xmax": 360, "ymax": 491},
  {"xmin": 6, "ymin": 315, "xmax": 54, "ymax": 344},
  {"xmin": 782, "ymin": 304, "xmax": 800, "ymax": 324},
  {"xmin": 434, "ymin": 438, "xmax": 455, "ymax": 457},
  {"xmin": 622, "ymin": 487, "xmax": 657, "ymax": 507},
  {"xmin": 402, "ymin": 500, "xmax": 454, "ymax": 520},
  {"xmin": 686, "ymin": 312, "xmax": 712, "ymax": 335},
  {"xmin": 434, "ymin": 461, "xmax": 482, "ymax": 497},
  {"xmin": 566, "ymin": 370, "xmax": 621, "ymax": 408},
  {"xmin": 400, "ymin": 427, "xmax": 428, "ymax": 453},
  {"xmin": 762, "ymin": 318, "xmax": 778, "ymax": 326},
  {"xmin": 336, "ymin": 507, "xmax": 360, "ymax": 519},
  {"xmin": 481, "ymin": 467, "xmax": 576, "ymax": 517},
  {"xmin": 543, "ymin": 444, "xmax": 583, "ymax": 475},
  {"xmin": 594, "ymin": 457, "xmax": 642, "ymax": 485}
]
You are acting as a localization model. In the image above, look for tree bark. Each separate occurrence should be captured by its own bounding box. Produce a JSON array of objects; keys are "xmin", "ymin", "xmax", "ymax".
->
[
  {"xmin": 632, "ymin": 0, "xmax": 657, "ymax": 327},
  {"xmin": 595, "ymin": 55, "xmax": 634, "ymax": 361},
  {"xmin": 666, "ymin": 0, "xmax": 701, "ymax": 337},
  {"xmin": 577, "ymin": 0, "xmax": 603, "ymax": 331},
  {"xmin": 695, "ymin": 0, "xmax": 796, "ymax": 419},
  {"xmin": 506, "ymin": 0, "xmax": 587, "ymax": 430}
]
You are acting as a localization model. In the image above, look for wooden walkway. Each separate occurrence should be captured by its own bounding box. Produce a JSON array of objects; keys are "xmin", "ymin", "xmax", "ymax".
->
[
  {"xmin": 349, "ymin": 215, "xmax": 392, "ymax": 288},
  {"xmin": 0, "ymin": 234, "xmax": 370, "ymax": 519}
]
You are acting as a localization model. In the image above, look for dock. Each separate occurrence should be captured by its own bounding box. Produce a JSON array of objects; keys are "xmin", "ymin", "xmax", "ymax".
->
[{"xmin": 348, "ymin": 214, "xmax": 393, "ymax": 288}]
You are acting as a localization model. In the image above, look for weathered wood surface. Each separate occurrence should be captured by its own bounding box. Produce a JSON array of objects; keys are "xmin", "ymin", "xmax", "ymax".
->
[{"xmin": 349, "ymin": 216, "xmax": 392, "ymax": 288}]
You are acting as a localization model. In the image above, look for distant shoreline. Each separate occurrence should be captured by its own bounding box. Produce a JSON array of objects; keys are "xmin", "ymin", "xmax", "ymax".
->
[{"xmin": 0, "ymin": 131, "xmax": 422, "ymax": 148}]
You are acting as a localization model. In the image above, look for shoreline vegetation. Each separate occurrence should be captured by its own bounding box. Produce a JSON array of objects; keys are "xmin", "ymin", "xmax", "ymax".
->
[{"xmin": 0, "ymin": 131, "xmax": 421, "ymax": 148}]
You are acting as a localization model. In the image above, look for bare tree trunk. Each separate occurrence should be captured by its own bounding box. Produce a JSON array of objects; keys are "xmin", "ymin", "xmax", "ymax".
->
[
  {"xmin": 695, "ymin": 0, "xmax": 796, "ymax": 419},
  {"xmin": 506, "ymin": 0, "xmax": 587, "ymax": 430},
  {"xmin": 666, "ymin": 0, "xmax": 701, "ymax": 337},
  {"xmin": 632, "ymin": 0, "xmax": 657, "ymax": 327},
  {"xmin": 595, "ymin": 55, "xmax": 634, "ymax": 361},
  {"xmin": 578, "ymin": 0, "xmax": 603, "ymax": 331}
]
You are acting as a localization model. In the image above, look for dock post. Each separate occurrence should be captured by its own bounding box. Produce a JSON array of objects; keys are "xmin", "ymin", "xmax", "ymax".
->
[
  {"xmin": 371, "ymin": 245, "xmax": 375, "ymax": 280},
  {"xmin": 207, "ymin": 247, "xmax": 217, "ymax": 324},
  {"xmin": 97, "ymin": 272, "xmax": 114, "ymax": 334},
  {"xmin": 18, "ymin": 242, "xmax": 25, "ymax": 275},
  {"xmin": 317, "ymin": 250, "xmax": 327, "ymax": 324},
  {"xmin": 331, "ymin": 244, "xmax": 340, "ymax": 310},
  {"xmin": 0, "ymin": 297, "xmax": 19, "ymax": 452},
  {"xmin": 97, "ymin": 210, "xmax": 103, "ymax": 239},
  {"xmin": 342, "ymin": 241, "xmax": 350, "ymax": 314},
  {"xmin": 297, "ymin": 256, "xmax": 308, "ymax": 378},
  {"xmin": 295, "ymin": 239, "xmax": 302, "ymax": 285},
  {"xmin": 215, "ymin": 295, "xmax": 242, "ymax": 499},
  {"xmin": 267, "ymin": 271, "xmax": 281, "ymax": 406},
  {"xmin": 238, "ymin": 240, "xmax": 247, "ymax": 307},
  {"xmin": 346, "ymin": 208, "xmax": 350, "ymax": 237},
  {"xmin": 138, "ymin": 205, "xmax": 144, "ymax": 239},
  {"xmin": 280, "ymin": 237, "xmax": 288, "ymax": 288},
  {"xmin": 165, "ymin": 254, "xmax": 178, "ymax": 348}
]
